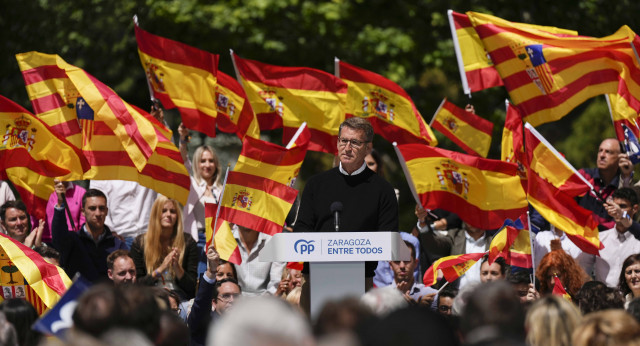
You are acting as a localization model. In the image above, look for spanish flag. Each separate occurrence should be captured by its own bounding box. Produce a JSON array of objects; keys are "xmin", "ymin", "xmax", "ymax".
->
[
  {"xmin": 0, "ymin": 233, "xmax": 72, "ymax": 314},
  {"xmin": 552, "ymin": 275, "xmax": 572, "ymax": 301},
  {"xmin": 216, "ymin": 71, "xmax": 261, "ymax": 140},
  {"xmin": 524, "ymin": 123, "xmax": 592, "ymax": 197},
  {"xmin": 448, "ymin": 10, "xmax": 577, "ymax": 95},
  {"xmin": 607, "ymin": 92, "xmax": 640, "ymax": 144},
  {"xmin": 232, "ymin": 52, "xmax": 346, "ymax": 153},
  {"xmin": 395, "ymin": 143, "xmax": 527, "ymax": 230},
  {"xmin": 17, "ymin": 52, "xmax": 189, "ymax": 204},
  {"xmin": 423, "ymin": 252, "xmax": 485, "ymax": 287},
  {"xmin": 467, "ymin": 11, "xmax": 640, "ymax": 127},
  {"xmin": 488, "ymin": 219, "xmax": 532, "ymax": 269},
  {"xmin": 205, "ymin": 203, "xmax": 241, "ymax": 265},
  {"xmin": 337, "ymin": 59, "xmax": 438, "ymax": 146},
  {"xmin": 0, "ymin": 95, "xmax": 89, "ymax": 220},
  {"xmin": 525, "ymin": 125, "xmax": 602, "ymax": 255},
  {"xmin": 218, "ymin": 125, "xmax": 310, "ymax": 235},
  {"xmin": 501, "ymin": 101, "xmax": 527, "ymax": 188},
  {"xmin": 430, "ymin": 98, "xmax": 493, "ymax": 157},
  {"xmin": 135, "ymin": 24, "xmax": 220, "ymax": 137},
  {"xmin": 17, "ymin": 51, "xmax": 157, "ymax": 171}
]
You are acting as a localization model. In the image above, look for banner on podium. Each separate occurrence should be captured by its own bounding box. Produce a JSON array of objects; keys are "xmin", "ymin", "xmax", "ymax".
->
[{"xmin": 259, "ymin": 231, "xmax": 410, "ymax": 262}]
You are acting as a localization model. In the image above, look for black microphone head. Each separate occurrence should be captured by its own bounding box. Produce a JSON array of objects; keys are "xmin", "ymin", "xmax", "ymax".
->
[{"xmin": 330, "ymin": 201, "xmax": 343, "ymax": 213}]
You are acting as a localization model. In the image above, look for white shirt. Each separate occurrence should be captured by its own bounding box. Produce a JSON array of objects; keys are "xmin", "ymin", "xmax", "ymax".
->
[
  {"xmin": 458, "ymin": 232, "xmax": 488, "ymax": 289},
  {"xmin": 594, "ymin": 228, "xmax": 640, "ymax": 287},
  {"xmin": 90, "ymin": 180, "xmax": 157, "ymax": 239},
  {"xmin": 534, "ymin": 230, "xmax": 594, "ymax": 276},
  {"xmin": 232, "ymin": 226, "xmax": 285, "ymax": 296},
  {"xmin": 338, "ymin": 162, "xmax": 367, "ymax": 176}
]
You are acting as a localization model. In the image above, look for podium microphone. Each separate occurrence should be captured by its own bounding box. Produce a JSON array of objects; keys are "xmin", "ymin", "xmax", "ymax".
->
[{"xmin": 330, "ymin": 201, "xmax": 343, "ymax": 232}]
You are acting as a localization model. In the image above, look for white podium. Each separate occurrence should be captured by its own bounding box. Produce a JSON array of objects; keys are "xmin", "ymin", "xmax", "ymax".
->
[{"xmin": 259, "ymin": 232, "xmax": 411, "ymax": 318}]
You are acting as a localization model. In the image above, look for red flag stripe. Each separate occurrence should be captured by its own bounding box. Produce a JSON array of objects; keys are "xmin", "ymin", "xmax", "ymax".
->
[
  {"xmin": 30, "ymin": 93, "xmax": 67, "ymax": 114},
  {"xmin": 441, "ymin": 101, "xmax": 493, "ymax": 134},
  {"xmin": 401, "ymin": 145, "xmax": 519, "ymax": 175},
  {"xmin": 20, "ymin": 65, "xmax": 68, "ymax": 85},
  {"xmin": 241, "ymin": 136, "xmax": 307, "ymax": 166},
  {"xmin": 135, "ymin": 25, "xmax": 219, "ymax": 72},
  {"xmin": 218, "ymin": 206, "xmax": 285, "ymax": 236},
  {"xmin": 226, "ymin": 172, "xmax": 298, "ymax": 202},
  {"xmin": 234, "ymin": 55, "xmax": 347, "ymax": 93}
]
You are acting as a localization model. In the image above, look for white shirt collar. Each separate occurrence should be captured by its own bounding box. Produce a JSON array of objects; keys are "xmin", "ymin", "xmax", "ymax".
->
[
  {"xmin": 464, "ymin": 231, "xmax": 486, "ymax": 244},
  {"xmin": 339, "ymin": 162, "xmax": 367, "ymax": 176}
]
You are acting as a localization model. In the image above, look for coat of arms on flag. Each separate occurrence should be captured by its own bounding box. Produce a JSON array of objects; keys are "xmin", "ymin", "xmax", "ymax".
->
[
  {"xmin": 2, "ymin": 115, "xmax": 36, "ymax": 151},
  {"xmin": 362, "ymin": 89, "xmax": 395, "ymax": 122},
  {"xmin": 435, "ymin": 161, "xmax": 469, "ymax": 199},
  {"xmin": 512, "ymin": 43, "xmax": 556, "ymax": 95}
]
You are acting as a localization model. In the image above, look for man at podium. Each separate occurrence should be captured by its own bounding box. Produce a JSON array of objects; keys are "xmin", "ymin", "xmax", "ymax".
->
[{"xmin": 294, "ymin": 117, "xmax": 399, "ymax": 289}]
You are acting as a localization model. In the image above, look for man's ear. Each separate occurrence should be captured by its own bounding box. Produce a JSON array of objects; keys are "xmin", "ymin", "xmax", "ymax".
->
[
  {"xmin": 107, "ymin": 269, "xmax": 113, "ymax": 280},
  {"xmin": 633, "ymin": 203, "xmax": 639, "ymax": 217}
]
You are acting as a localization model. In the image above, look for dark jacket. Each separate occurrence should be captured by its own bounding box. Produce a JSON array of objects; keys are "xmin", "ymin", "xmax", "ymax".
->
[
  {"xmin": 51, "ymin": 207, "xmax": 127, "ymax": 282},
  {"xmin": 187, "ymin": 274, "xmax": 218, "ymax": 346}
]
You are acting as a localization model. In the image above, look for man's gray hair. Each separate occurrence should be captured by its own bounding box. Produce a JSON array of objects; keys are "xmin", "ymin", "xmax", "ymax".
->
[
  {"xmin": 339, "ymin": 118, "xmax": 374, "ymax": 142},
  {"xmin": 360, "ymin": 285, "xmax": 408, "ymax": 317}
]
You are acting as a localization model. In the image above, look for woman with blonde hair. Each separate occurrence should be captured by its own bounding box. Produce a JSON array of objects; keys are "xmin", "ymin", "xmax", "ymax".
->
[
  {"xmin": 178, "ymin": 124, "xmax": 222, "ymax": 274},
  {"xmin": 130, "ymin": 195, "xmax": 199, "ymax": 299},
  {"xmin": 525, "ymin": 295, "xmax": 582, "ymax": 346},
  {"xmin": 572, "ymin": 309, "xmax": 640, "ymax": 346}
]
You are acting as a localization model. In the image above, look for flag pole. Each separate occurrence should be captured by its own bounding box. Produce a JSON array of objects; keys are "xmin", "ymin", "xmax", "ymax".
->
[
  {"xmin": 230, "ymin": 49, "xmax": 243, "ymax": 85},
  {"xmin": 285, "ymin": 122, "xmax": 307, "ymax": 149},
  {"xmin": 212, "ymin": 165, "xmax": 231, "ymax": 247},
  {"xmin": 133, "ymin": 14, "xmax": 159, "ymax": 105},
  {"xmin": 334, "ymin": 57, "xmax": 340, "ymax": 78},
  {"xmin": 393, "ymin": 142, "xmax": 421, "ymax": 207},
  {"xmin": 430, "ymin": 98, "xmax": 447, "ymax": 127},
  {"xmin": 527, "ymin": 210, "xmax": 536, "ymax": 288},
  {"xmin": 447, "ymin": 9, "xmax": 471, "ymax": 97}
]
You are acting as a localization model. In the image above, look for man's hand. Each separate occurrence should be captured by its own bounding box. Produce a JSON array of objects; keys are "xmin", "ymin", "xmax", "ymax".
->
[
  {"xmin": 204, "ymin": 246, "xmax": 220, "ymax": 280},
  {"xmin": 150, "ymin": 105, "xmax": 164, "ymax": 123},
  {"xmin": 54, "ymin": 179, "xmax": 66, "ymax": 207},
  {"xmin": 396, "ymin": 280, "xmax": 411, "ymax": 295},
  {"xmin": 604, "ymin": 199, "xmax": 632, "ymax": 229},
  {"xmin": 526, "ymin": 283, "xmax": 540, "ymax": 302},
  {"xmin": 619, "ymin": 153, "xmax": 634, "ymax": 183},
  {"xmin": 178, "ymin": 123, "xmax": 189, "ymax": 143},
  {"xmin": 416, "ymin": 292, "xmax": 436, "ymax": 307}
]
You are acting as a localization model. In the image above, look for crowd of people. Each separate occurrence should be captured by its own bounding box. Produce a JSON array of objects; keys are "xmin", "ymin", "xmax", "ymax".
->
[{"xmin": 2, "ymin": 114, "xmax": 640, "ymax": 345}]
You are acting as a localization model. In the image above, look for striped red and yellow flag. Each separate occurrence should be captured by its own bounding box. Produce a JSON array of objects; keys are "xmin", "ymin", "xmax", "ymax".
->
[
  {"xmin": 338, "ymin": 59, "xmax": 438, "ymax": 146},
  {"xmin": 395, "ymin": 143, "xmax": 527, "ymax": 230},
  {"xmin": 501, "ymin": 101, "xmax": 528, "ymax": 189},
  {"xmin": 430, "ymin": 99, "xmax": 493, "ymax": 157},
  {"xmin": 448, "ymin": 10, "xmax": 577, "ymax": 95},
  {"xmin": 524, "ymin": 123, "xmax": 592, "ymax": 197},
  {"xmin": 218, "ymin": 127, "xmax": 309, "ymax": 235},
  {"xmin": 205, "ymin": 203, "xmax": 241, "ymax": 265},
  {"xmin": 17, "ymin": 52, "xmax": 189, "ymax": 204},
  {"xmin": 488, "ymin": 220, "xmax": 532, "ymax": 268},
  {"xmin": 17, "ymin": 51, "xmax": 157, "ymax": 171},
  {"xmin": 233, "ymin": 53, "xmax": 346, "ymax": 153},
  {"xmin": 552, "ymin": 275, "xmax": 572, "ymax": 301},
  {"xmin": 216, "ymin": 71, "xmax": 260, "ymax": 140},
  {"xmin": 0, "ymin": 95, "xmax": 89, "ymax": 220},
  {"xmin": 468, "ymin": 11, "xmax": 640, "ymax": 127},
  {"xmin": 608, "ymin": 92, "xmax": 640, "ymax": 144},
  {"xmin": 135, "ymin": 24, "xmax": 220, "ymax": 137},
  {"xmin": 423, "ymin": 252, "xmax": 485, "ymax": 287},
  {"xmin": 0, "ymin": 233, "xmax": 72, "ymax": 314}
]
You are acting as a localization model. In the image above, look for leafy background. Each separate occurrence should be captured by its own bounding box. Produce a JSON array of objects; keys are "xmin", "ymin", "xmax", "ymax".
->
[{"xmin": 1, "ymin": 0, "xmax": 638, "ymax": 230}]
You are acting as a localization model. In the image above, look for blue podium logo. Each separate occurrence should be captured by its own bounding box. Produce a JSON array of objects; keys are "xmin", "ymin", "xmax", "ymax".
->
[{"xmin": 294, "ymin": 239, "xmax": 316, "ymax": 254}]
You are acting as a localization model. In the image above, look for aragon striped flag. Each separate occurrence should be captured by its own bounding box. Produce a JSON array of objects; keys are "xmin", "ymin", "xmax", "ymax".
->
[
  {"xmin": 423, "ymin": 252, "xmax": 485, "ymax": 287},
  {"xmin": 448, "ymin": 10, "xmax": 577, "ymax": 95},
  {"xmin": 467, "ymin": 11, "xmax": 640, "ymax": 127},
  {"xmin": 395, "ymin": 143, "xmax": 527, "ymax": 230},
  {"xmin": 487, "ymin": 219, "xmax": 532, "ymax": 269},
  {"xmin": 218, "ymin": 125, "xmax": 310, "ymax": 235},
  {"xmin": 232, "ymin": 52, "xmax": 346, "ymax": 153},
  {"xmin": 17, "ymin": 52, "xmax": 189, "ymax": 204},
  {"xmin": 135, "ymin": 23, "xmax": 220, "ymax": 137},
  {"xmin": 0, "ymin": 233, "xmax": 72, "ymax": 314},
  {"xmin": 501, "ymin": 101, "xmax": 527, "ymax": 188},
  {"xmin": 430, "ymin": 98, "xmax": 493, "ymax": 157},
  {"xmin": 205, "ymin": 203, "xmax": 241, "ymax": 265},
  {"xmin": 524, "ymin": 123, "xmax": 603, "ymax": 255},
  {"xmin": 0, "ymin": 95, "xmax": 89, "ymax": 220},
  {"xmin": 216, "ymin": 71, "xmax": 260, "ymax": 140},
  {"xmin": 337, "ymin": 59, "xmax": 438, "ymax": 146},
  {"xmin": 16, "ymin": 51, "xmax": 157, "ymax": 171}
]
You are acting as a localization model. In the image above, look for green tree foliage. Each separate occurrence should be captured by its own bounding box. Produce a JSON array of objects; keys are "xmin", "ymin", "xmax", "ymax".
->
[{"xmin": 1, "ymin": 0, "xmax": 639, "ymax": 230}]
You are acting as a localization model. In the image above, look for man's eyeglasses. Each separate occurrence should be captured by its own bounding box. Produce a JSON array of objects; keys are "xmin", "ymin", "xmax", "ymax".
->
[
  {"xmin": 438, "ymin": 305, "xmax": 452, "ymax": 312},
  {"xmin": 338, "ymin": 137, "xmax": 368, "ymax": 148},
  {"xmin": 217, "ymin": 293, "xmax": 240, "ymax": 302}
]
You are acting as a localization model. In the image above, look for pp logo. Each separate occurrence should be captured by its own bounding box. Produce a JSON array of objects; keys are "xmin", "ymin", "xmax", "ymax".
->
[{"xmin": 294, "ymin": 239, "xmax": 316, "ymax": 254}]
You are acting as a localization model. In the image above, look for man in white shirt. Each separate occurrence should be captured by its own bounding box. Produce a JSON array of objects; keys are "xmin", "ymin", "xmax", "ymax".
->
[
  {"xmin": 90, "ymin": 180, "xmax": 157, "ymax": 247},
  {"xmin": 592, "ymin": 187, "xmax": 640, "ymax": 287}
]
